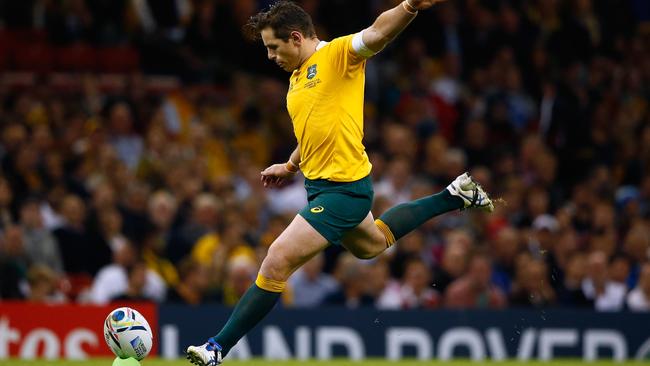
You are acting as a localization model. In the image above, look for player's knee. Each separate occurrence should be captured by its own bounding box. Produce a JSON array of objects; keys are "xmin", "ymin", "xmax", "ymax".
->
[
  {"xmin": 260, "ymin": 245, "xmax": 293, "ymax": 281},
  {"xmin": 349, "ymin": 241, "xmax": 384, "ymax": 260},
  {"xmin": 352, "ymin": 250, "xmax": 379, "ymax": 260}
]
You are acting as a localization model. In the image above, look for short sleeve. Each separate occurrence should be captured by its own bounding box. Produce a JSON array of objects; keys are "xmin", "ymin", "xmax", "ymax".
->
[{"xmin": 323, "ymin": 35, "xmax": 366, "ymax": 77}]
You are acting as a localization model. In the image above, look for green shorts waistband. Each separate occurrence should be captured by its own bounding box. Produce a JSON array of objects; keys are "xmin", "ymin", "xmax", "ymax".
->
[{"xmin": 304, "ymin": 175, "xmax": 371, "ymax": 188}]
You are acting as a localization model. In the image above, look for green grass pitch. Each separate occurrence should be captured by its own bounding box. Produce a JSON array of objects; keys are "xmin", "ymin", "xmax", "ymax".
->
[{"xmin": 2, "ymin": 359, "xmax": 638, "ymax": 366}]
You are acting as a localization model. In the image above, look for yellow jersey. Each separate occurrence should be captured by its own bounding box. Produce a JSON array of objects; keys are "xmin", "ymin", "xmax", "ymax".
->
[{"xmin": 287, "ymin": 34, "xmax": 372, "ymax": 182}]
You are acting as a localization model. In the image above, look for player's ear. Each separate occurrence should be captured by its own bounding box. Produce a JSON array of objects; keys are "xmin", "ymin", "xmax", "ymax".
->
[{"xmin": 290, "ymin": 31, "xmax": 302, "ymax": 45}]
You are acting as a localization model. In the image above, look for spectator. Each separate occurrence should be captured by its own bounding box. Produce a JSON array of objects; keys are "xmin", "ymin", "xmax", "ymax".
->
[
  {"xmin": 166, "ymin": 257, "xmax": 215, "ymax": 305},
  {"xmin": 0, "ymin": 226, "xmax": 28, "ymax": 299},
  {"xmin": 582, "ymin": 251, "xmax": 626, "ymax": 311},
  {"xmin": 120, "ymin": 182, "xmax": 152, "ymax": 244},
  {"xmin": 97, "ymin": 207, "xmax": 129, "ymax": 255},
  {"xmin": 289, "ymin": 253, "xmax": 338, "ymax": 308},
  {"xmin": 85, "ymin": 182, "xmax": 118, "ymax": 238},
  {"xmin": 491, "ymin": 227, "xmax": 521, "ymax": 294},
  {"xmin": 528, "ymin": 214, "xmax": 559, "ymax": 255},
  {"xmin": 609, "ymin": 254, "xmax": 633, "ymax": 289},
  {"xmin": 107, "ymin": 102, "xmax": 144, "ymax": 171},
  {"xmin": 167, "ymin": 193, "xmax": 221, "ymax": 264},
  {"xmin": 88, "ymin": 242, "xmax": 166, "ymax": 304},
  {"xmin": 54, "ymin": 194, "xmax": 111, "ymax": 276},
  {"xmin": 0, "ymin": 177, "xmax": 16, "ymax": 228},
  {"xmin": 26, "ymin": 264, "xmax": 66, "ymax": 304},
  {"xmin": 375, "ymin": 156, "xmax": 415, "ymax": 205},
  {"xmin": 142, "ymin": 190, "xmax": 180, "ymax": 287},
  {"xmin": 111, "ymin": 262, "xmax": 152, "ymax": 302},
  {"xmin": 445, "ymin": 252, "xmax": 507, "ymax": 309},
  {"xmin": 556, "ymin": 254, "xmax": 592, "ymax": 308},
  {"xmin": 627, "ymin": 263, "xmax": 650, "ymax": 311},
  {"xmin": 397, "ymin": 259, "xmax": 440, "ymax": 309},
  {"xmin": 589, "ymin": 203, "xmax": 617, "ymax": 257},
  {"xmin": 387, "ymin": 230, "xmax": 428, "ymax": 279},
  {"xmin": 432, "ymin": 235, "xmax": 469, "ymax": 293},
  {"xmin": 20, "ymin": 198, "xmax": 63, "ymax": 274},
  {"xmin": 548, "ymin": 227, "xmax": 581, "ymax": 289},
  {"xmin": 510, "ymin": 259, "xmax": 556, "ymax": 307},
  {"xmin": 10, "ymin": 145, "xmax": 43, "ymax": 207},
  {"xmin": 371, "ymin": 259, "xmax": 402, "ymax": 310},
  {"xmin": 324, "ymin": 254, "xmax": 374, "ymax": 308},
  {"xmin": 623, "ymin": 221, "xmax": 650, "ymax": 265},
  {"xmin": 221, "ymin": 255, "xmax": 257, "ymax": 307}
]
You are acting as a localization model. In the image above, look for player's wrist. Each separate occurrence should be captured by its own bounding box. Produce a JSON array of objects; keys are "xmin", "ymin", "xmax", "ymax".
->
[
  {"xmin": 285, "ymin": 160, "xmax": 299, "ymax": 174},
  {"xmin": 402, "ymin": 0, "xmax": 418, "ymax": 14}
]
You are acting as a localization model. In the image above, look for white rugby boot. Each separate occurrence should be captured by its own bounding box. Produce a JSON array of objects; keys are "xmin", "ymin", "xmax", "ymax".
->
[
  {"xmin": 186, "ymin": 337, "xmax": 222, "ymax": 366},
  {"xmin": 446, "ymin": 172, "xmax": 495, "ymax": 212}
]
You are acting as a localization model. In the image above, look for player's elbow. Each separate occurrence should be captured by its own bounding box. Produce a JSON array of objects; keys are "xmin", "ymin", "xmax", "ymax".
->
[{"xmin": 363, "ymin": 27, "xmax": 391, "ymax": 54}]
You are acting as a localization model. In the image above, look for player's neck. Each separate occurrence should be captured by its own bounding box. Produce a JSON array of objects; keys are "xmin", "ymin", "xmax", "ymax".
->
[{"xmin": 298, "ymin": 37, "xmax": 321, "ymax": 68}]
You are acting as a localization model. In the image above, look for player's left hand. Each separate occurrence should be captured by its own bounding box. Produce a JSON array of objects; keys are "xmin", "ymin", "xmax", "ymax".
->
[
  {"xmin": 260, "ymin": 163, "xmax": 295, "ymax": 188},
  {"xmin": 407, "ymin": 0, "xmax": 448, "ymax": 10}
]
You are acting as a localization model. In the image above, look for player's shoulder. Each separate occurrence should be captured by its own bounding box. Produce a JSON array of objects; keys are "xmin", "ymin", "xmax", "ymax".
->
[
  {"xmin": 319, "ymin": 34, "xmax": 355, "ymax": 51},
  {"xmin": 317, "ymin": 34, "xmax": 366, "ymax": 68},
  {"xmin": 329, "ymin": 34, "xmax": 355, "ymax": 46}
]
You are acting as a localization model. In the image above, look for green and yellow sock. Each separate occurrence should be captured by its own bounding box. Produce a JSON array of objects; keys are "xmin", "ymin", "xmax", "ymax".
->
[
  {"xmin": 377, "ymin": 190, "xmax": 463, "ymax": 244},
  {"xmin": 213, "ymin": 274, "xmax": 285, "ymax": 356}
]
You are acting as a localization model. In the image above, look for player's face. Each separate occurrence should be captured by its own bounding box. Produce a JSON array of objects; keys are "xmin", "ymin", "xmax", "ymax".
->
[{"xmin": 261, "ymin": 28, "xmax": 301, "ymax": 72}]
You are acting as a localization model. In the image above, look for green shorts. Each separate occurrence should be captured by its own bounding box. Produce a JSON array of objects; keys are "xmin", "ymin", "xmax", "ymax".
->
[{"xmin": 299, "ymin": 175, "xmax": 374, "ymax": 246}]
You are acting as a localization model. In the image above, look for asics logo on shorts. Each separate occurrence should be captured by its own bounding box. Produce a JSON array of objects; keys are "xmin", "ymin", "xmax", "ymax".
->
[{"xmin": 310, "ymin": 206, "xmax": 325, "ymax": 213}]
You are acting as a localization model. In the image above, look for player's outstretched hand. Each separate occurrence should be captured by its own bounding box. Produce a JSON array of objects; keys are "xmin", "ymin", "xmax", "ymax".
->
[
  {"xmin": 407, "ymin": 0, "xmax": 448, "ymax": 11},
  {"xmin": 261, "ymin": 163, "xmax": 296, "ymax": 188}
]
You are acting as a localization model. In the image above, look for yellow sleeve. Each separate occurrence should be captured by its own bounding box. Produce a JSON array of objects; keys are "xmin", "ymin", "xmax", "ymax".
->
[{"xmin": 325, "ymin": 35, "xmax": 366, "ymax": 77}]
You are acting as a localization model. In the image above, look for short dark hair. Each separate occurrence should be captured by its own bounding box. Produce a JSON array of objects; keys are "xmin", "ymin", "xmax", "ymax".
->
[{"xmin": 244, "ymin": 1, "xmax": 316, "ymax": 41}]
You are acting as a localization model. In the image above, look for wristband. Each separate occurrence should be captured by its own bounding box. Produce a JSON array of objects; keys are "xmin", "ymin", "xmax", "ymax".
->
[
  {"xmin": 402, "ymin": 0, "xmax": 418, "ymax": 14},
  {"xmin": 285, "ymin": 160, "xmax": 299, "ymax": 173}
]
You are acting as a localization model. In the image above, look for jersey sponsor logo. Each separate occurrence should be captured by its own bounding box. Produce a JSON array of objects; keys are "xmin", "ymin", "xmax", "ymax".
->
[
  {"xmin": 310, "ymin": 205, "xmax": 324, "ymax": 213},
  {"xmin": 307, "ymin": 64, "xmax": 318, "ymax": 79}
]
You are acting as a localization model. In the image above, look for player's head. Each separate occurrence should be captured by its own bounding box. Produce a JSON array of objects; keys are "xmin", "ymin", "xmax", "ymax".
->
[{"xmin": 244, "ymin": 1, "xmax": 317, "ymax": 72}]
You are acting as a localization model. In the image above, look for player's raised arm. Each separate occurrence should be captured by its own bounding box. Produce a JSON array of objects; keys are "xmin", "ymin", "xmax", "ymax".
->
[{"xmin": 359, "ymin": 0, "xmax": 447, "ymax": 55}]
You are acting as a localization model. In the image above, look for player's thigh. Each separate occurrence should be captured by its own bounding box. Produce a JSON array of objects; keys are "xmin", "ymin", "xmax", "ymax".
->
[
  {"xmin": 341, "ymin": 211, "xmax": 386, "ymax": 259},
  {"xmin": 260, "ymin": 214, "xmax": 330, "ymax": 281}
]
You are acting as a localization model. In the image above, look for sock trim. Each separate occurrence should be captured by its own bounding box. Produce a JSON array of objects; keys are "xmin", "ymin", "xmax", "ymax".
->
[
  {"xmin": 255, "ymin": 274, "xmax": 286, "ymax": 293},
  {"xmin": 375, "ymin": 219, "xmax": 396, "ymax": 248}
]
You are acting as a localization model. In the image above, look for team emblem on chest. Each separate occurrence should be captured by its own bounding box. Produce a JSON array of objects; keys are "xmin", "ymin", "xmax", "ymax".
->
[{"xmin": 307, "ymin": 64, "xmax": 318, "ymax": 79}]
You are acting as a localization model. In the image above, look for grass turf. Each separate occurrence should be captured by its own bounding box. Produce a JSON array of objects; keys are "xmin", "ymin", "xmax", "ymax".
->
[{"xmin": 2, "ymin": 359, "xmax": 636, "ymax": 366}]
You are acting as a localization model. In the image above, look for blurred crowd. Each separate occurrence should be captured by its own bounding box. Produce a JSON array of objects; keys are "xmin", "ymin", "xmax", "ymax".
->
[{"xmin": 0, "ymin": 0, "xmax": 650, "ymax": 312}]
